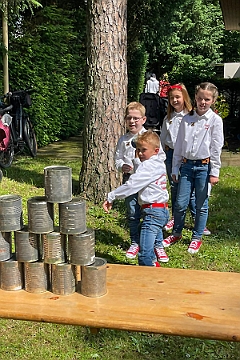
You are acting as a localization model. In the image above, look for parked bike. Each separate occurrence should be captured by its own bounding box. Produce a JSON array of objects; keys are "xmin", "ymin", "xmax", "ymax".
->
[{"xmin": 0, "ymin": 88, "xmax": 37, "ymax": 169}]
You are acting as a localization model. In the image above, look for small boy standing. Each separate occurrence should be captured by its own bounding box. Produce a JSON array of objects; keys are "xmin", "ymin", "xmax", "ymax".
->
[
  {"xmin": 114, "ymin": 102, "xmax": 147, "ymax": 259},
  {"xmin": 104, "ymin": 130, "xmax": 169, "ymax": 267}
]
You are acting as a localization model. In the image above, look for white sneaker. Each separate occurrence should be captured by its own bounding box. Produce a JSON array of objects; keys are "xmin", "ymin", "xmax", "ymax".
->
[{"xmin": 203, "ymin": 227, "xmax": 211, "ymax": 235}]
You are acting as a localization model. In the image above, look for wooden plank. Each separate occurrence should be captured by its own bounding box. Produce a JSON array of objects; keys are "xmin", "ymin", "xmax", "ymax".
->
[{"xmin": 0, "ymin": 264, "xmax": 240, "ymax": 342}]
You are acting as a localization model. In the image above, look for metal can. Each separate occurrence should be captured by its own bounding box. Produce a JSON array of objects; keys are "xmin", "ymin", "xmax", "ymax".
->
[
  {"xmin": 59, "ymin": 197, "xmax": 87, "ymax": 234},
  {"xmin": 42, "ymin": 232, "xmax": 66, "ymax": 264},
  {"xmin": 68, "ymin": 228, "xmax": 95, "ymax": 266},
  {"xmin": 0, "ymin": 194, "xmax": 23, "ymax": 232},
  {"xmin": 24, "ymin": 261, "xmax": 50, "ymax": 293},
  {"xmin": 27, "ymin": 196, "xmax": 54, "ymax": 234},
  {"xmin": 51, "ymin": 263, "xmax": 76, "ymax": 295},
  {"xmin": 15, "ymin": 226, "xmax": 39, "ymax": 262},
  {"xmin": 0, "ymin": 231, "xmax": 12, "ymax": 261},
  {"xmin": 0, "ymin": 258, "xmax": 23, "ymax": 291},
  {"xmin": 80, "ymin": 257, "xmax": 107, "ymax": 298},
  {"xmin": 44, "ymin": 166, "xmax": 72, "ymax": 203}
]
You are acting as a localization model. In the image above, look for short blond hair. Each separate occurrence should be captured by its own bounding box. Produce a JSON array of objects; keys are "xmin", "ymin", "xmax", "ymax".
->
[
  {"xmin": 136, "ymin": 130, "xmax": 160, "ymax": 149},
  {"xmin": 125, "ymin": 102, "xmax": 146, "ymax": 118}
]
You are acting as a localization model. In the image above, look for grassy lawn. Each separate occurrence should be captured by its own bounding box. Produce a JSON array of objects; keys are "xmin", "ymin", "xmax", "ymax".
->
[{"xmin": 0, "ymin": 153, "xmax": 240, "ymax": 359}]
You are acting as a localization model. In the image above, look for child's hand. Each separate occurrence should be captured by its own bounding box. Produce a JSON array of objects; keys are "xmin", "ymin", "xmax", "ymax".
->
[
  {"xmin": 172, "ymin": 174, "xmax": 178, "ymax": 183},
  {"xmin": 103, "ymin": 200, "xmax": 112, "ymax": 213},
  {"xmin": 209, "ymin": 175, "xmax": 219, "ymax": 186},
  {"xmin": 122, "ymin": 164, "xmax": 132, "ymax": 173}
]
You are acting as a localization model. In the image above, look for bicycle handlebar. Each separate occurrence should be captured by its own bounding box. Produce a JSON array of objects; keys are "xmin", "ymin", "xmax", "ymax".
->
[
  {"xmin": 0, "ymin": 104, "xmax": 13, "ymax": 115},
  {"xmin": 5, "ymin": 88, "xmax": 34, "ymax": 98}
]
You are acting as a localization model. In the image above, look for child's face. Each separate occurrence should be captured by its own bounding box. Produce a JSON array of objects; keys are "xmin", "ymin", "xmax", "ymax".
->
[
  {"xmin": 195, "ymin": 88, "xmax": 215, "ymax": 116},
  {"xmin": 169, "ymin": 89, "xmax": 184, "ymax": 113},
  {"xmin": 136, "ymin": 141, "xmax": 159, "ymax": 162},
  {"xmin": 125, "ymin": 109, "xmax": 146, "ymax": 134}
]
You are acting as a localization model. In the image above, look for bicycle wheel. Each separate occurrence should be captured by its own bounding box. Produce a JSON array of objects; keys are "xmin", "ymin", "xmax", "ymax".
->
[
  {"xmin": 23, "ymin": 116, "xmax": 37, "ymax": 157},
  {"xmin": 0, "ymin": 134, "xmax": 14, "ymax": 169}
]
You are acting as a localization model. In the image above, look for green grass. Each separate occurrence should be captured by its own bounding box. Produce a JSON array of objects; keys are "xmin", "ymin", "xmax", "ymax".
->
[{"xmin": 1, "ymin": 154, "xmax": 240, "ymax": 359}]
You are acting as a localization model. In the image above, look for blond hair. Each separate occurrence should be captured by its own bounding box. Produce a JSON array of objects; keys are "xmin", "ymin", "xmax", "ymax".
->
[
  {"xmin": 195, "ymin": 82, "xmax": 218, "ymax": 101},
  {"xmin": 136, "ymin": 130, "xmax": 160, "ymax": 149},
  {"xmin": 125, "ymin": 102, "xmax": 146, "ymax": 118},
  {"xmin": 167, "ymin": 83, "xmax": 192, "ymax": 120}
]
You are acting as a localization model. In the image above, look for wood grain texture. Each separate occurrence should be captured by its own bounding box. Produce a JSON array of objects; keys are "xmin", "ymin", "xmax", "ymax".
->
[{"xmin": 0, "ymin": 264, "xmax": 240, "ymax": 342}]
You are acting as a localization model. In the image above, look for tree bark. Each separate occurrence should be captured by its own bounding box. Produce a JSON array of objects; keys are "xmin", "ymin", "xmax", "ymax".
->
[
  {"xmin": 79, "ymin": 0, "xmax": 127, "ymax": 203},
  {"xmin": 2, "ymin": 1, "xmax": 9, "ymax": 95}
]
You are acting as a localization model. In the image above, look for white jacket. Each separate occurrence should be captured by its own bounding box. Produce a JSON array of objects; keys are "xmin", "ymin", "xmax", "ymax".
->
[{"xmin": 108, "ymin": 152, "xmax": 169, "ymax": 206}]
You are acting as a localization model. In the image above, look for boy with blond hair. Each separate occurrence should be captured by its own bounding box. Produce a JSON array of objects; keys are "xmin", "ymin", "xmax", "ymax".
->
[{"xmin": 104, "ymin": 130, "xmax": 169, "ymax": 267}]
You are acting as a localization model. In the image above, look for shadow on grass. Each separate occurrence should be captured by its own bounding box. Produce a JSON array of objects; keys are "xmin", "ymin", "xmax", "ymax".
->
[{"xmin": 1, "ymin": 157, "xmax": 79, "ymax": 193}]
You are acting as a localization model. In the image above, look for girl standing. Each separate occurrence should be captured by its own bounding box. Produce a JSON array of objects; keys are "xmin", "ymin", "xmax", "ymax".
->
[
  {"xmin": 160, "ymin": 84, "xmax": 192, "ymax": 232},
  {"xmin": 163, "ymin": 82, "xmax": 224, "ymax": 254}
]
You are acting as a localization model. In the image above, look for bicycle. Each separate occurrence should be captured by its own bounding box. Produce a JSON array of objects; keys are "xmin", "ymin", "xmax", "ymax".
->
[{"xmin": 0, "ymin": 88, "xmax": 37, "ymax": 169}]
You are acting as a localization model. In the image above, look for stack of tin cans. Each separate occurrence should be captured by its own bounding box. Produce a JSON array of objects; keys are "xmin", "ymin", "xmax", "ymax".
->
[{"xmin": 0, "ymin": 166, "xmax": 107, "ymax": 297}]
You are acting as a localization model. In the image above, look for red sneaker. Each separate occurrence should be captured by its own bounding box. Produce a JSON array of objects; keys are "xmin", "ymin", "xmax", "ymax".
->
[
  {"xmin": 162, "ymin": 235, "xmax": 182, "ymax": 248},
  {"xmin": 126, "ymin": 244, "xmax": 139, "ymax": 259},
  {"xmin": 154, "ymin": 247, "xmax": 169, "ymax": 262},
  {"xmin": 153, "ymin": 261, "xmax": 161, "ymax": 267},
  {"xmin": 188, "ymin": 240, "xmax": 202, "ymax": 254},
  {"xmin": 164, "ymin": 217, "xmax": 174, "ymax": 231}
]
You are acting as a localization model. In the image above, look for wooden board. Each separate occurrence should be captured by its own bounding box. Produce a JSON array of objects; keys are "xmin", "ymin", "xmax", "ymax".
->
[{"xmin": 0, "ymin": 264, "xmax": 240, "ymax": 342}]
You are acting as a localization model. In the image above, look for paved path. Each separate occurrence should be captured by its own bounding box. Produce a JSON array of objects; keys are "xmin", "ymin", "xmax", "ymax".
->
[
  {"xmin": 37, "ymin": 135, "xmax": 82, "ymax": 161},
  {"xmin": 37, "ymin": 135, "xmax": 240, "ymax": 166}
]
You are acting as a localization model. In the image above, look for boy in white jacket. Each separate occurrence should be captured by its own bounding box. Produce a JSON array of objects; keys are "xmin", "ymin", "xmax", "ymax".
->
[{"xmin": 103, "ymin": 130, "xmax": 169, "ymax": 267}]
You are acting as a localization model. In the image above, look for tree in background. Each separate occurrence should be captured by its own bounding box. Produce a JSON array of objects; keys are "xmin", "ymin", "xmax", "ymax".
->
[{"xmin": 79, "ymin": 0, "xmax": 128, "ymax": 203}]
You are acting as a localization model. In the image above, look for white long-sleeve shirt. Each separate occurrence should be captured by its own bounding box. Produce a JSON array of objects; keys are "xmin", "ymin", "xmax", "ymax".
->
[
  {"xmin": 145, "ymin": 77, "xmax": 159, "ymax": 94},
  {"xmin": 172, "ymin": 109, "xmax": 224, "ymax": 178},
  {"xmin": 108, "ymin": 153, "xmax": 169, "ymax": 206},
  {"xmin": 115, "ymin": 129, "xmax": 166, "ymax": 174},
  {"xmin": 160, "ymin": 110, "xmax": 186, "ymax": 150}
]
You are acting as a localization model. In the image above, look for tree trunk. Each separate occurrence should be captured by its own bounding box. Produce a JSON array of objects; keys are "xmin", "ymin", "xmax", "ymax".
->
[
  {"xmin": 79, "ymin": 0, "xmax": 127, "ymax": 203},
  {"xmin": 2, "ymin": 1, "xmax": 9, "ymax": 95}
]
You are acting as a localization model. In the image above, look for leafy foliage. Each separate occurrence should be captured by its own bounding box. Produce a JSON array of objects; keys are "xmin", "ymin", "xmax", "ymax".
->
[{"xmin": 1, "ymin": 4, "xmax": 85, "ymax": 147}]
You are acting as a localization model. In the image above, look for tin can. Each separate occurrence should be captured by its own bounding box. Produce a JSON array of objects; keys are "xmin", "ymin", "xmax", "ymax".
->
[
  {"xmin": 80, "ymin": 257, "xmax": 107, "ymax": 297},
  {"xmin": 24, "ymin": 261, "xmax": 50, "ymax": 293},
  {"xmin": 59, "ymin": 197, "xmax": 87, "ymax": 234},
  {"xmin": 68, "ymin": 228, "xmax": 95, "ymax": 266},
  {"xmin": 28, "ymin": 197, "xmax": 54, "ymax": 234},
  {"xmin": 44, "ymin": 166, "xmax": 72, "ymax": 203},
  {"xmin": 0, "ymin": 258, "xmax": 23, "ymax": 291},
  {"xmin": 51, "ymin": 263, "xmax": 76, "ymax": 295},
  {"xmin": 0, "ymin": 194, "xmax": 23, "ymax": 232},
  {"xmin": 0, "ymin": 232, "xmax": 12, "ymax": 261},
  {"xmin": 15, "ymin": 226, "xmax": 39, "ymax": 262},
  {"xmin": 42, "ymin": 232, "xmax": 66, "ymax": 264}
]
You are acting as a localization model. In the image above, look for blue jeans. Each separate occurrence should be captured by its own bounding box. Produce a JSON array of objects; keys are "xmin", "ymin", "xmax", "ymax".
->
[
  {"xmin": 173, "ymin": 160, "xmax": 210, "ymax": 240},
  {"xmin": 165, "ymin": 148, "xmax": 195, "ymax": 218},
  {"xmin": 139, "ymin": 207, "xmax": 169, "ymax": 266},
  {"xmin": 125, "ymin": 193, "xmax": 141, "ymax": 245}
]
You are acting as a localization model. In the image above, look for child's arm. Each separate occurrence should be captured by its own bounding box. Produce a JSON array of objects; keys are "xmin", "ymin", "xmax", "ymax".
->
[
  {"xmin": 160, "ymin": 116, "xmax": 168, "ymax": 149},
  {"xmin": 209, "ymin": 116, "xmax": 224, "ymax": 180}
]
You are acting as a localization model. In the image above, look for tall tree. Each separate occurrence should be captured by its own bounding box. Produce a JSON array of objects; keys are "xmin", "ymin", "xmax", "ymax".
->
[
  {"xmin": 0, "ymin": 0, "xmax": 41, "ymax": 93},
  {"xmin": 79, "ymin": 0, "xmax": 127, "ymax": 203}
]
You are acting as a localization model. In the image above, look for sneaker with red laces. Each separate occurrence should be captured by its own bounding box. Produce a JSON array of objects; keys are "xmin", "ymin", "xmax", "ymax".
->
[
  {"xmin": 126, "ymin": 244, "xmax": 139, "ymax": 259},
  {"xmin": 162, "ymin": 235, "xmax": 182, "ymax": 248},
  {"xmin": 154, "ymin": 247, "xmax": 169, "ymax": 262},
  {"xmin": 203, "ymin": 227, "xmax": 211, "ymax": 236},
  {"xmin": 188, "ymin": 240, "xmax": 202, "ymax": 254},
  {"xmin": 153, "ymin": 261, "xmax": 161, "ymax": 267},
  {"xmin": 164, "ymin": 217, "xmax": 174, "ymax": 231}
]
